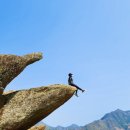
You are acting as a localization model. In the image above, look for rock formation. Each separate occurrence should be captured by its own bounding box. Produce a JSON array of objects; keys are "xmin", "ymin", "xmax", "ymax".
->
[
  {"xmin": 29, "ymin": 125, "xmax": 46, "ymax": 130},
  {"xmin": 0, "ymin": 85, "xmax": 76, "ymax": 130},
  {"xmin": 0, "ymin": 52, "xmax": 76, "ymax": 130},
  {"xmin": 0, "ymin": 52, "xmax": 42, "ymax": 94}
]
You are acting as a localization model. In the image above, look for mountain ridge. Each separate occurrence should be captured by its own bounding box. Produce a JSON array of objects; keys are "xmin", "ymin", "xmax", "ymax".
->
[{"xmin": 43, "ymin": 109, "xmax": 130, "ymax": 130}]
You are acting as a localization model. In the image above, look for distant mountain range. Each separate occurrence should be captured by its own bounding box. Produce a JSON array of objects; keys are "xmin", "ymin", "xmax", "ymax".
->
[
  {"xmin": 38, "ymin": 109, "xmax": 130, "ymax": 130},
  {"xmin": 84, "ymin": 109, "xmax": 130, "ymax": 130},
  {"xmin": 45, "ymin": 124, "xmax": 82, "ymax": 130}
]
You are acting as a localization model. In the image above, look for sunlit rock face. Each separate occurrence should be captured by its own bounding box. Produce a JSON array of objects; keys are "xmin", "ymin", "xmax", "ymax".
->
[
  {"xmin": 0, "ymin": 52, "xmax": 42, "ymax": 94},
  {"xmin": 0, "ymin": 85, "xmax": 76, "ymax": 130},
  {"xmin": 28, "ymin": 125, "xmax": 46, "ymax": 130}
]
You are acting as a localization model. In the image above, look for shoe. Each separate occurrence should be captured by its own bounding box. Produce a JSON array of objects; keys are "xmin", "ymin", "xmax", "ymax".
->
[
  {"xmin": 74, "ymin": 92, "xmax": 78, "ymax": 97},
  {"xmin": 82, "ymin": 90, "xmax": 85, "ymax": 93},
  {"xmin": 75, "ymin": 94, "xmax": 79, "ymax": 97}
]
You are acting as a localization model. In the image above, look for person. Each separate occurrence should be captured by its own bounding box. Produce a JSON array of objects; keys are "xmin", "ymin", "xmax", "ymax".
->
[{"xmin": 68, "ymin": 73, "xmax": 85, "ymax": 97}]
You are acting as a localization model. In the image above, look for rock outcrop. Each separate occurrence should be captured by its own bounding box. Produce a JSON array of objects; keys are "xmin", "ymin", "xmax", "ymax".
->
[
  {"xmin": 0, "ymin": 85, "xmax": 76, "ymax": 130},
  {"xmin": 0, "ymin": 53, "xmax": 76, "ymax": 130},
  {"xmin": 29, "ymin": 125, "xmax": 46, "ymax": 130},
  {"xmin": 0, "ymin": 52, "xmax": 42, "ymax": 94}
]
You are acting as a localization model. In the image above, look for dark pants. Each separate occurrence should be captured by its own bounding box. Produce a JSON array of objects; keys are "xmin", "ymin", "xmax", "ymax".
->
[{"xmin": 69, "ymin": 83, "xmax": 83, "ymax": 91}]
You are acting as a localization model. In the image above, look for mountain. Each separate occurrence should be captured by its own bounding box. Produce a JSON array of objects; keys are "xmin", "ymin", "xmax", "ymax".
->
[
  {"xmin": 44, "ymin": 109, "xmax": 130, "ymax": 130},
  {"xmin": 37, "ymin": 122, "xmax": 83, "ymax": 130},
  {"xmin": 84, "ymin": 109, "xmax": 130, "ymax": 130},
  {"xmin": 44, "ymin": 124, "xmax": 83, "ymax": 130}
]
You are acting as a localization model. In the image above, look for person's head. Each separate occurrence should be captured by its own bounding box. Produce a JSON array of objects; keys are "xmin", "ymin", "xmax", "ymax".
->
[{"xmin": 68, "ymin": 73, "xmax": 73, "ymax": 77}]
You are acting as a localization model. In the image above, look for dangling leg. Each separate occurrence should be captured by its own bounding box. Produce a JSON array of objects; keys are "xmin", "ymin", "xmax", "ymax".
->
[
  {"xmin": 74, "ymin": 89, "xmax": 78, "ymax": 97},
  {"xmin": 76, "ymin": 86, "xmax": 85, "ymax": 92},
  {"xmin": 71, "ymin": 83, "xmax": 85, "ymax": 93}
]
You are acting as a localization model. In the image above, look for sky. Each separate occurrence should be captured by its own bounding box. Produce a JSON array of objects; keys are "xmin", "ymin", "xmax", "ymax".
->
[{"xmin": 0, "ymin": 0, "xmax": 130, "ymax": 127}]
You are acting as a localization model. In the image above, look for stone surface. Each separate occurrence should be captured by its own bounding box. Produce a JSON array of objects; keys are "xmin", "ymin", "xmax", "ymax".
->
[
  {"xmin": 29, "ymin": 125, "xmax": 45, "ymax": 130},
  {"xmin": 0, "ymin": 52, "xmax": 42, "ymax": 94},
  {"xmin": 0, "ymin": 85, "xmax": 76, "ymax": 130}
]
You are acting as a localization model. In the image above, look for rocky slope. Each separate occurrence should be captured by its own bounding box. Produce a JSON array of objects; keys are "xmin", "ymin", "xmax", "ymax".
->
[{"xmin": 0, "ymin": 85, "xmax": 76, "ymax": 130}]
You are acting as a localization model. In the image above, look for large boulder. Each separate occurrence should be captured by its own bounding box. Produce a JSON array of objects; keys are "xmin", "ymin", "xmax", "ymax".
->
[
  {"xmin": 0, "ymin": 85, "xmax": 76, "ymax": 130},
  {"xmin": 0, "ymin": 52, "xmax": 42, "ymax": 94}
]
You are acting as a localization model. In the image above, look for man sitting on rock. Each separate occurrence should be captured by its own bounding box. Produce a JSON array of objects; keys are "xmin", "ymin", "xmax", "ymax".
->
[{"xmin": 68, "ymin": 73, "xmax": 85, "ymax": 97}]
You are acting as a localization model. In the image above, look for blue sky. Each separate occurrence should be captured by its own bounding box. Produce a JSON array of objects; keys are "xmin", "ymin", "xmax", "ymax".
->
[{"xmin": 1, "ymin": 0, "xmax": 130, "ymax": 127}]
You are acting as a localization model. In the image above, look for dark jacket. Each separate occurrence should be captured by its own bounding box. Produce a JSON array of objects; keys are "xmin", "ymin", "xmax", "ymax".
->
[{"xmin": 68, "ymin": 76, "xmax": 74, "ymax": 85}]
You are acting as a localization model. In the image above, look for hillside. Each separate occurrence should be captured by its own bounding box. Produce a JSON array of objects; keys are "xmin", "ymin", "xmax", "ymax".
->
[
  {"xmin": 85, "ymin": 109, "xmax": 130, "ymax": 130},
  {"xmin": 45, "ymin": 109, "xmax": 130, "ymax": 130}
]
